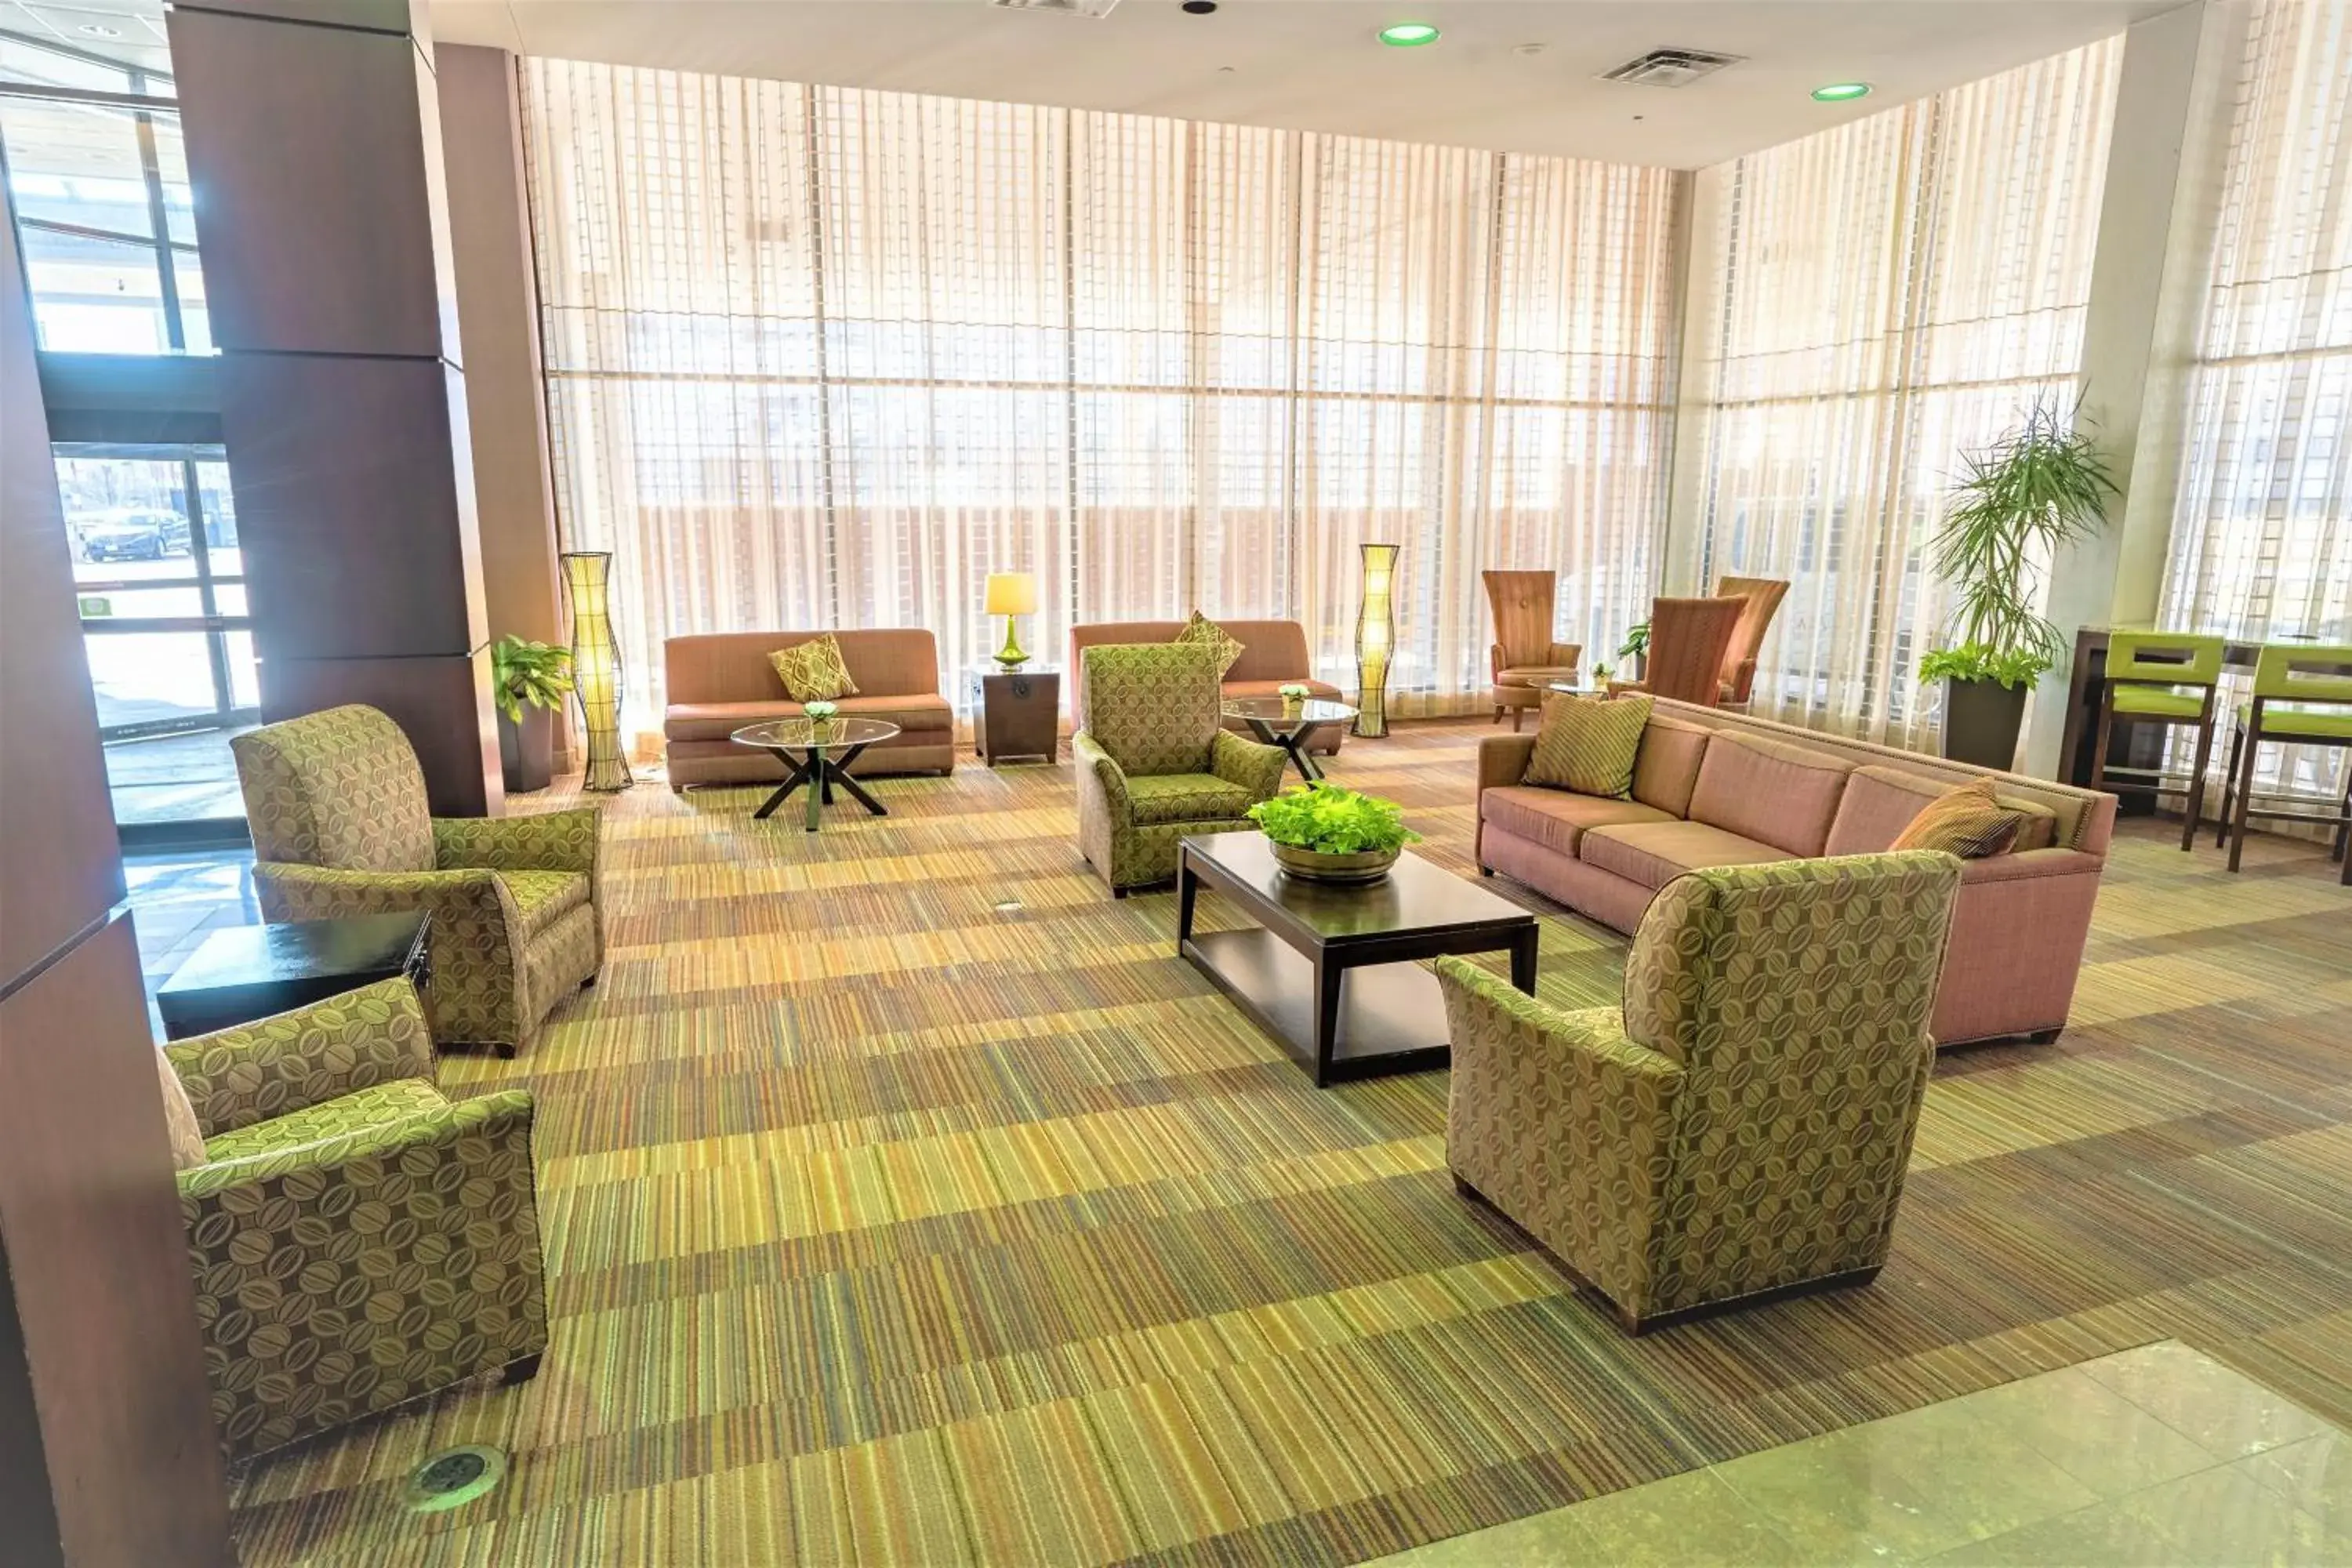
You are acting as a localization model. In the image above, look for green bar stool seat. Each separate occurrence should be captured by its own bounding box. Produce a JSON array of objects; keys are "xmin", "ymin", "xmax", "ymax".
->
[
  {"xmin": 2090, "ymin": 630, "xmax": 2225, "ymax": 852},
  {"xmin": 2218, "ymin": 642, "xmax": 2352, "ymax": 884}
]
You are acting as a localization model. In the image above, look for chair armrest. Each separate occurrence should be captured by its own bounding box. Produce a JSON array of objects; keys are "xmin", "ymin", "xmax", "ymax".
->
[
  {"xmin": 1479, "ymin": 734, "xmax": 1537, "ymax": 791},
  {"xmin": 1210, "ymin": 729, "xmax": 1288, "ymax": 801},
  {"xmin": 164, "ymin": 977, "xmax": 434, "ymax": 1139},
  {"xmin": 252, "ymin": 861, "xmax": 515, "ymax": 944},
  {"xmin": 1546, "ymin": 641, "xmax": 1582, "ymax": 670},
  {"xmin": 1072, "ymin": 731, "xmax": 1130, "ymax": 812},
  {"xmin": 1436, "ymin": 956, "xmax": 1681, "ymax": 1087},
  {"xmin": 1959, "ymin": 848, "xmax": 2104, "ymax": 886},
  {"xmin": 1490, "ymin": 644, "xmax": 1504, "ymax": 679},
  {"xmin": 178, "ymin": 1087, "xmax": 535, "ymax": 1203},
  {"xmin": 434, "ymin": 808, "xmax": 601, "ymax": 876}
]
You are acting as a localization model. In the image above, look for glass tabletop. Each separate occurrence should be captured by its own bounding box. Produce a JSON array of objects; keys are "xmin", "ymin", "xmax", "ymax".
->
[
  {"xmin": 1224, "ymin": 696, "xmax": 1357, "ymax": 725},
  {"xmin": 731, "ymin": 717, "xmax": 902, "ymax": 751}
]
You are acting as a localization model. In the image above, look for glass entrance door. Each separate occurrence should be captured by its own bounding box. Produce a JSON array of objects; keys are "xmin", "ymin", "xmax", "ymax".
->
[{"xmin": 53, "ymin": 444, "xmax": 258, "ymax": 832}]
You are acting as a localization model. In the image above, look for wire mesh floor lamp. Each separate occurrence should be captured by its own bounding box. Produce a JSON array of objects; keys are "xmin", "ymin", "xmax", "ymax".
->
[
  {"xmin": 561, "ymin": 550, "xmax": 633, "ymax": 791},
  {"xmin": 1353, "ymin": 543, "xmax": 1400, "ymax": 738}
]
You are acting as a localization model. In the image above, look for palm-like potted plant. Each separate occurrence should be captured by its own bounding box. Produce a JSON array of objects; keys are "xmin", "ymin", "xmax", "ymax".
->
[
  {"xmin": 1920, "ymin": 397, "xmax": 2117, "ymax": 768},
  {"xmin": 492, "ymin": 634, "xmax": 574, "ymax": 793},
  {"xmin": 1248, "ymin": 783, "xmax": 1421, "ymax": 885}
]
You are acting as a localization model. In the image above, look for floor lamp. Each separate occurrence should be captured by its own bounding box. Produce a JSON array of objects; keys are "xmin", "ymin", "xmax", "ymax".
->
[
  {"xmin": 1354, "ymin": 543, "xmax": 1399, "ymax": 738},
  {"xmin": 561, "ymin": 550, "xmax": 632, "ymax": 791}
]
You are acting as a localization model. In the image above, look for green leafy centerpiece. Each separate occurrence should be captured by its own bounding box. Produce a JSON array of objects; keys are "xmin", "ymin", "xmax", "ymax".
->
[{"xmin": 1248, "ymin": 782, "xmax": 1421, "ymax": 885}]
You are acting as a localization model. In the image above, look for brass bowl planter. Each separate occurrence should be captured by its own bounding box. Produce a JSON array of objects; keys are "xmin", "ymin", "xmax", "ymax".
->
[{"xmin": 1270, "ymin": 841, "xmax": 1400, "ymax": 885}]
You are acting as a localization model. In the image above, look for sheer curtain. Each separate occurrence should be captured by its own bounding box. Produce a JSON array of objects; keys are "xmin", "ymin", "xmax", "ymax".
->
[
  {"xmin": 1678, "ymin": 42, "xmax": 2122, "ymax": 748},
  {"xmin": 520, "ymin": 60, "xmax": 1684, "ymax": 743},
  {"xmin": 2158, "ymin": 0, "xmax": 2351, "ymax": 810}
]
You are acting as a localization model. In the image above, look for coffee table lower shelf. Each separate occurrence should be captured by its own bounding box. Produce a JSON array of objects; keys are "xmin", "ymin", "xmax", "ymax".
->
[{"xmin": 1181, "ymin": 927, "xmax": 1453, "ymax": 1083}]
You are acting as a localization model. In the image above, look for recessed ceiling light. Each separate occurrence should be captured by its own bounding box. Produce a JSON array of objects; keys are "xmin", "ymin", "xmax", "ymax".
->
[
  {"xmin": 1377, "ymin": 22, "xmax": 1440, "ymax": 47},
  {"xmin": 76, "ymin": 22, "xmax": 123, "ymax": 37},
  {"xmin": 1811, "ymin": 82, "xmax": 1871, "ymax": 102},
  {"xmin": 1181, "ymin": 0, "xmax": 1217, "ymax": 13}
]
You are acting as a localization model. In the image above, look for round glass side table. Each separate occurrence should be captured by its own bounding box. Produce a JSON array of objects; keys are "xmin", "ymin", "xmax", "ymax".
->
[
  {"xmin": 1221, "ymin": 697, "xmax": 1358, "ymax": 782},
  {"xmin": 731, "ymin": 717, "xmax": 902, "ymax": 833}
]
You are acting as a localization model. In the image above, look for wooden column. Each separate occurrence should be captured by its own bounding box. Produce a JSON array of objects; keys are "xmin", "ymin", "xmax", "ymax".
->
[
  {"xmin": 168, "ymin": 0, "xmax": 503, "ymax": 815},
  {"xmin": 0, "ymin": 202, "xmax": 234, "ymax": 1568}
]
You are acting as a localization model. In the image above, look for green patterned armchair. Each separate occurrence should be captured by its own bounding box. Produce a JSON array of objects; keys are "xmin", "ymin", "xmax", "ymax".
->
[
  {"xmin": 232, "ymin": 704, "xmax": 603, "ymax": 1058},
  {"xmin": 1439, "ymin": 853, "xmax": 1962, "ymax": 1334},
  {"xmin": 164, "ymin": 979, "xmax": 546, "ymax": 1460},
  {"xmin": 1073, "ymin": 642, "xmax": 1287, "ymax": 895}
]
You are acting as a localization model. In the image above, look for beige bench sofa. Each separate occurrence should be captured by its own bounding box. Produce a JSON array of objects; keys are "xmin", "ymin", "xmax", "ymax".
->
[
  {"xmin": 1476, "ymin": 699, "xmax": 2117, "ymax": 1047},
  {"xmin": 1069, "ymin": 619, "xmax": 1347, "ymax": 757},
  {"xmin": 663, "ymin": 629, "xmax": 954, "ymax": 788}
]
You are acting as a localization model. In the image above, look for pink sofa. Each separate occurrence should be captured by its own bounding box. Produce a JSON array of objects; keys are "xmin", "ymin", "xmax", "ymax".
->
[{"xmin": 1477, "ymin": 700, "xmax": 2118, "ymax": 1047}]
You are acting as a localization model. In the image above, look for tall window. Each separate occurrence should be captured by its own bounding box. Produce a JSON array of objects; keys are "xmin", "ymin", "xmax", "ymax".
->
[
  {"xmin": 521, "ymin": 63, "xmax": 1684, "ymax": 738},
  {"xmin": 1680, "ymin": 42, "xmax": 2122, "ymax": 748},
  {"xmin": 2161, "ymin": 0, "xmax": 2350, "ymax": 646}
]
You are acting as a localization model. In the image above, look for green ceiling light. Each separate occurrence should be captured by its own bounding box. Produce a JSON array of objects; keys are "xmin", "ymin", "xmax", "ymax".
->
[
  {"xmin": 1378, "ymin": 22, "xmax": 1441, "ymax": 46},
  {"xmin": 1810, "ymin": 82, "xmax": 1872, "ymax": 102}
]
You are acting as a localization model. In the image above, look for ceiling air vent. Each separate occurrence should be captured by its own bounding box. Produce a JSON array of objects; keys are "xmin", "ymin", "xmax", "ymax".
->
[
  {"xmin": 991, "ymin": 0, "xmax": 1121, "ymax": 16},
  {"xmin": 1598, "ymin": 48, "xmax": 1744, "ymax": 88}
]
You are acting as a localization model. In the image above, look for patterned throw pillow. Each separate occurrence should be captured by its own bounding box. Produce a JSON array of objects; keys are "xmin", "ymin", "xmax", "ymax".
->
[
  {"xmin": 156, "ymin": 1051, "xmax": 206, "ymax": 1171},
  {"xmin": 768, "ymin": 633, "xmax": 860, "ymax": 702},
  {"xmin": 1526, "ymin": 693, "xmax": 1653, "ymax": 797},
  {"xmin": 1172, "ymin": 612, "xmax": 1246, "ymax": 677},
  {"xmin": 1889, "ymin": 777, "xmax": 2024, "ymax": 858}
]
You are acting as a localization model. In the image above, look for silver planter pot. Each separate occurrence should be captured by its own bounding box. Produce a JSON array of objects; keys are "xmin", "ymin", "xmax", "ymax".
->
[{"xmin": 1270, "ymin": 841, "xmax": 1399, "ymax": 885}]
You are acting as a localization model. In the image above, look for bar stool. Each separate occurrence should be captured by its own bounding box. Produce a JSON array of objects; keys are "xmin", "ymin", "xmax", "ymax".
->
[
  {"xmin": 2217, "ymin": 642, "xmax": 2352, "ymax": 884},
  {"xmin": 2089, "ymin": 630, "xmax": 2224, "ymax": 851}
]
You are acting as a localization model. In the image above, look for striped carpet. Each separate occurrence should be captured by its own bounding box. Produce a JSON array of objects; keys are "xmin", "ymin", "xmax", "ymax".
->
[{"xmin": 225, "ymin": 720, "xmax": 2352, "ymax": 1566}]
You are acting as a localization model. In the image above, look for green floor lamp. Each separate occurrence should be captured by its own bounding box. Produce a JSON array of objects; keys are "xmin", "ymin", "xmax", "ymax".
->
[
  {"xmin": 1354, "ymin": 543, "xmax": 1399, "ymax": 738},
  {"xmin": 561, "ymin": 550, "xmax": 633, "ymax": 791}
]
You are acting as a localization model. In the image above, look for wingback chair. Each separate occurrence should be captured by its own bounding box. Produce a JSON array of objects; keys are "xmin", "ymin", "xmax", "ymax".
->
[
  {"xmin": 162, "ymin": 979, "xmax": 546, "ymax": 1458},
  {"xmin": 232, "ymin": 705, "xmax": 603, "ymax": 1058},
  {"xmin": 1073, "ymin": 642, "xmax": 1287, "ymax": 895},
  {"xmin": 1615, "ymin": 595, "xmax": 1747, "ymax": 706},
  {"xmin": 1715, "ymin": 575, "xmax": 1791, "ymax": 707},
  {"xmin": 1440, "ymin": 852, "xmax": 1962, "ymax": 1333},
  {"xmin": 1485, "ymin": 570, "xmax": 1583, "ymax": 730}
]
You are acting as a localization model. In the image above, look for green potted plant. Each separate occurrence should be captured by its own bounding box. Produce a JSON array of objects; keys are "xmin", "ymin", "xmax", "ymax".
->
[
  {"xmin": 1922, "ymin": 396, "xmax": 2118, "ymax": 768},
  {"xmin": 491, "ymin": 634, "xmax": 574, "ymax": 794},
  {"xmin": 1617, "ymin": 622, "xmax": 1650, "ymax": 682},
  {"xmin": 1247, "ymin": 782, "xmax": 1422, "ymax": 885}
]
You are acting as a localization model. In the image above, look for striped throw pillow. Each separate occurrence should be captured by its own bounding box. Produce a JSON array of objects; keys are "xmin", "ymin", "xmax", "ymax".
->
[
  {"xmin": 768, "ymin": 633, "xmax": 861, "ymax": 702},
  {"xmin": 1526, "ymin": 693, "xmax": 1653, "ymax": 798},
  {"xmin": 1889, "ymin": 777, "xmax": 2024, "ymax": 858},
  {"xmin": 1172, "ymin": 612, "xmax": 1246, "ymax": 676}
]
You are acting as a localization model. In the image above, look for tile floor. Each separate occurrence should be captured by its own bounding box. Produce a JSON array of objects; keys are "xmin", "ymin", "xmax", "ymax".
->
[
  {"xmin": 1369, "ymin": 1341, "xmax": 2351, "ymax": 1566},
  {"xmin": 125, "ymin": 848, "xmax": 259, "ymax": 1013}
]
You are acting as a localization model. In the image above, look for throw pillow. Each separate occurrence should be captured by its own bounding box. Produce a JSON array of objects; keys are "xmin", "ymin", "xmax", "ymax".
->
[
  {"xmin": 1890, "ymin": 777, "xmax": 2024, "ymax": 858},
  {"xmin": 768, "ymin": 633, "xmax": 860, "ymax": 702},
  {"xmin": 156, "ymin": 1051, "xmax": 205, "ymax": 1171},
  {"xmin": 1172, "ymin": 612, "xmax": 1246, "ymax": 677},
  {"xmin": 1526, "ymin": 692, "xmax": 1653, "ymax": 797}
]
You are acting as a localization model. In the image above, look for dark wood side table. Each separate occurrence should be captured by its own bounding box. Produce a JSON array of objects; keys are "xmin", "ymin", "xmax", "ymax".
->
[
  {"xmin": 155, "ymin": 912, "xmax": 433, "ymax": 1040},
  {"xmin": 1177, "ymin": 831, "xmax": 1538, "ymax": 1087},
  {"xmin": 971, "ymin": 664, "xmax": 1061, "ymax": 765}
]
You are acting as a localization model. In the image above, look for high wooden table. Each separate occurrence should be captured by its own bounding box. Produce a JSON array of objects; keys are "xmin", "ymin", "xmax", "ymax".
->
[
  {"xmin": 2057, "ymin": 622, "xmax": 2349, "ymax": 796},
  {"xmin": 1176, "ymin": 831, "xmax": 1538, "ymax": 1087}
]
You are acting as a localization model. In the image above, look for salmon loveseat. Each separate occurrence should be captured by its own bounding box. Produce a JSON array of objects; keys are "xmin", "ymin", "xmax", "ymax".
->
[
  {"xmin": 1069, "ymin": 620, "xmax": 1347, "ymax": 757},
  {"xmin": 663, "ymin": 629, "xmax": 954, "ymax": 788},
  {"xmin": 1476, "ymin": 699, "xmax": 2118, "ymax": 1047}
]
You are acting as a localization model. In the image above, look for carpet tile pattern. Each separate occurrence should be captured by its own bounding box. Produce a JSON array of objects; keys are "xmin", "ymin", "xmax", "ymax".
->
[{"xmin": 218, "ymin": 722, "xmax": 2352, "ymax": 1566}]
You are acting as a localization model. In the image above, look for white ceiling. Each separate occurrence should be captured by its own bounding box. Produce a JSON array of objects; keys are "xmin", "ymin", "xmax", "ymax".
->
[{"xmin": 428, "ymin": 0, "xmax": 2184, "ymax": 169}]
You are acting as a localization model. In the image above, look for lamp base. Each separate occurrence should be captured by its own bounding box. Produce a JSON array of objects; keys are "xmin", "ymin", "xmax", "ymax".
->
[{"xmin": 993, "ymin": 617, "xmax": 1028, "ymax": 670}]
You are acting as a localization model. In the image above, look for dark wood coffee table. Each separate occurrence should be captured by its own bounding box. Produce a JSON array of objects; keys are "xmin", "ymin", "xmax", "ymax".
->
[
  {"xmin": 1176, "ymin": 832, "xmax": 1537, "ymax": 1087},
  {"xmin": 155, "ymin": 912, "xmax": 433, "ymax": 1040}
]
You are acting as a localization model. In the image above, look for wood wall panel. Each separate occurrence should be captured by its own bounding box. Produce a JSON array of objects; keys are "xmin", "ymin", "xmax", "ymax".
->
[
  {"xmin": 166, "ymin": 6, "xmax": 450, "ymax": 359},
  {"xmin": 217, "ymin": 353, "xmax": 485, "ymax": 659},
  {"xmin": 263, "ymin": 650, "xmax": 503, "ymax": 819},
  {"xmin": 0, "ymin": 208, "xmax": 121, "ymax": 990}
]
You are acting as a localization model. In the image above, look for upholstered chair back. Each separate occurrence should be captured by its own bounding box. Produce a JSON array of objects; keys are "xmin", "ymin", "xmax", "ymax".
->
[
  {"xmin": 1715, "ymin": 575, "xmax": 1791, "ymax": 702},
  {"xmin": 232, "ymin": 705, "xmax": 435, "ymax": 873},
  {"xmin": 1079, "ymin": 642, "xmax": 1224, "ymax": 777},
  {"xmin": 1644, "ymin": 596, "xmax": 1746, "ymax": 706},
  {"xmin": 1483, "ymin": 571, "xmax": 1558, "ymax": 666},
  {"xmin": 1619, "ymin": 853, "xmax": 1960, "ymax": 1301}
]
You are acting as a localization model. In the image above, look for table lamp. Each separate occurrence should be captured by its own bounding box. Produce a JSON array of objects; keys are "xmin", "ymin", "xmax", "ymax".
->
[{"xmin": 985, "ymin": 571, "xmax": 1039, "ymax": 669}]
